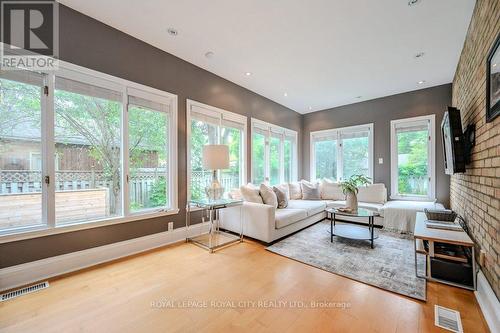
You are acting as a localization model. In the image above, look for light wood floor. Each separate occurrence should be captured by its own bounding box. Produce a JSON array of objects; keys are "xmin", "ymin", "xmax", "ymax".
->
[{"xmin": 0, "ymin": 240, "xmax": 489, "ymax": 333}]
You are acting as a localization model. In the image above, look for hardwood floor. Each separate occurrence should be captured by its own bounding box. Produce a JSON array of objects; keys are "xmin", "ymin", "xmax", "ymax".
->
[{"xmin": 0, "ymin": 240, "xmax": 489, "ymax": 333}]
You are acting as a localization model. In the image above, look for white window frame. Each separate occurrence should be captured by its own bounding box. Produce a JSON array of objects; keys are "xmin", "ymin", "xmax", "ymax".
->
[
  {"xmin": 390, "ymin": 115, "xmax": 435, "ymax": 201},
  {"xmin": 0, "ymin": 46, "xmax": 178, "ymax": 242},
  {"xmin": 186, "ymin": 100, "xmax": 247, "ymax": 201},
  {"xmin": 250, "ymin": 118, "xmax": 298, "ymax": 184},
  {"xmin": 310, "ymin": 123, "xmax": 374, "ymax": 182}
]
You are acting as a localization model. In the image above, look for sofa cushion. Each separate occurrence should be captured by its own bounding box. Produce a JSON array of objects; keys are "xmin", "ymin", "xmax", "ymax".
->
[
  {"xmin": 357, "ymin": 183, "xmax": 387, "ymax": 204},
  {"xmin": 300, "ymin": 181, "xmax": 321, "ymax": 200},
  {"xmin": 260, "ymin": 184, "xmax": 278, "ymax": 208},
  {"xmin": 288, "ymin": 182, "xmax": 302, "ymax": 199},
  {"xmin": 275, "ymin": 183, "xmax": 290, "ymax": 200},
  {"xmin": 287, "ymin": 200, "xmax": 326, "ymax": 216},
  {"xmin": 275, "ymin": 209, "xmax": 308, "ymax": 229},
  {"xmin": 320, "ymin": 179, "xmax": 344, "ymax": 200},
  {"xmin": 325, "ymin": 200, "xmax": 384, "ymax": 216},
  {"xmin": 240, "ymin": 183, "xmax": 263, "ymax": 204},
  {"xmin": 273, "ymin": 186, "xmax": 288, "ymax": 208}
]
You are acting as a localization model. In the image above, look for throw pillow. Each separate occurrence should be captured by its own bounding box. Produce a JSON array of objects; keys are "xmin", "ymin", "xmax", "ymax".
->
[
  {"xmin": 300, "ymin": 180, "xmax": 321, "ymax": 200},
  {"xmin": 319, "ymin": 179, "xmax": 344, "ymax": 200},
  {"xmin": 273, "ymin": 186, "xmax": 288, "ymax": 208},
  {"xmin": 240, "ymin": 183, "xmax": 263, "ymax": 204},
  {"xmin": 288, "ymin": 182, "xmax": 302, "ymax": 199},
  {"xmin": 260, "ymin": 184, "xmax": 278, "ymax": 208},
  {"xmin": 275, "ymin": 183, "xmax": 290, "ymax": 200},
  {"xmin": 357, "ymin": 183, "xmax": 387, "ymax": 204}
]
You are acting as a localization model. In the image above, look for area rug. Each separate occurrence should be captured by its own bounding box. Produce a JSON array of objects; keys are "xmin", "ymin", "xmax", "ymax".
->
[{"xmin": 266, "ymin": 221, "xmax": 426, "ymax": 301}]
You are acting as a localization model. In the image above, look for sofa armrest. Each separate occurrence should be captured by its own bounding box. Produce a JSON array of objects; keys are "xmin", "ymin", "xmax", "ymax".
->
[{"xmin": 220, "ymin": 202, "xmax": 276, "ymax": 243}]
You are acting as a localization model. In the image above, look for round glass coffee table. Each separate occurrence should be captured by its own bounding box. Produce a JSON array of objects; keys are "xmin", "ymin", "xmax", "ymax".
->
[{"xmin": 326, "ymin": 208, "xmax": 380, "ymax": 248}]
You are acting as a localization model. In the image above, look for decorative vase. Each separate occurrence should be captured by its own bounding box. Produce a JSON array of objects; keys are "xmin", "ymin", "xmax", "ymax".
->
[{"xmin": 345, "ymin": 191, "xmax": 358, "ymax": 212}]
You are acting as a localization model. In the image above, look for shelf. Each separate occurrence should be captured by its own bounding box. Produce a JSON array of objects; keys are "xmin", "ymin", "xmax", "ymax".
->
[{"xmin": 415, "ymin": 239, "xmax": 427, "ymax": 254}]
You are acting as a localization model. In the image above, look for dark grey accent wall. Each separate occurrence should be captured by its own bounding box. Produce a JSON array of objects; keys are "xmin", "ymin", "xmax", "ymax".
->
[
  {"xmin": 302, "ymin": 84, "xmax": 452, "ymax": 205},
  {"xmin": 0, "ymin": 5, "xmax": 301, "ymax": 268}
]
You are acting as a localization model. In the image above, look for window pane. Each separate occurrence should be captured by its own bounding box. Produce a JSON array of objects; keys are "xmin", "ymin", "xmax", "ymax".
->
[
  {"xmin": 54, "ymin": 79, "xmax": 122, "ymax": 225},
  {"xmin": 314, "ymin": 140, "xmax": 337, "ymax": 180},
  {"xmin": 397, "ymin": 128, "xmax": 428, "ymax": 196},
  {"xmin": 129, "ymin": 105, "xmax": 169, "ymax": 212},
  {"xmin": 269, "ymin": 136, "xmax": 280, "ymax": 185},
  {"xmin": 0, "ymin": 74, "xmax": 44, "ymax": 230},
  {"xmin": 252, "ymin": 132, "xmax": 265, "ymax": 184},
  {"xmin": 190, "ymin": 120, "xmax": 218, "ymax": 200},
  {"xmin": 342, "ymin": 135, "xmax": 369, "ymax": 179},
  {"xmin": 221, "ymin": 126, "xmax": 242, "ymax": 193},
  {"xmin": 284, "ymin": 139, "xmax": 293, "ymax": 183}
]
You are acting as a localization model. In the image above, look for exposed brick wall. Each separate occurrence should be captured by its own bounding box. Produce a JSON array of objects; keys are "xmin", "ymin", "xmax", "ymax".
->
[{"xmin": 451, "ymin": 0, "xmax": 500, "ymax": 298}]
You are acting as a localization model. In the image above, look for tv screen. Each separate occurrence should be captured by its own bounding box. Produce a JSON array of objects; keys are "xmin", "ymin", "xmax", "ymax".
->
[{"xmin": 441, "ymin": 107, "xmax": 465, "ymax": 174}]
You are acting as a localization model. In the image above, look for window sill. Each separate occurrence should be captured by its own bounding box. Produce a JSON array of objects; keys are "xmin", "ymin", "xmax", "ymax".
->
[
  {"xmin": 389, "ymin": 195, "xmax": 436, "ymax": 202},
  {"xmin": 0, "ymin": 208, "xmax": 180, "ymax": 244}
]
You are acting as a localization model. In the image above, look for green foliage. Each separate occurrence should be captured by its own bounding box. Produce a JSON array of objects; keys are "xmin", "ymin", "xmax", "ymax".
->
[
  {"xmin": 149, "ymin": 177, "xmax": 167, "ymax": 207},
  {"xmin": 314, "ymin": 140, "xmax": 337, "ymax": 180},
  {"xmin": 340, "ymin": 174, "xmax": 371, "ymax": 195},
  {"xmin": 397, "ymin": 130, "xmax": 428, "ymax": 195}
]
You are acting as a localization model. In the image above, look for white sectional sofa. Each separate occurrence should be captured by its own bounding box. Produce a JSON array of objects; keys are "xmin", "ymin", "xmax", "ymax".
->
[{"xmin": 220, "ymin": 181, "xmax": 444, "ymax": 243}]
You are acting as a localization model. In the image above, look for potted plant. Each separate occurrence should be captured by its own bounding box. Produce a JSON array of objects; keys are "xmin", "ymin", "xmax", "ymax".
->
[{"xmin": 339, "ymin": 175, "xmax": 371, "ymax": 212}]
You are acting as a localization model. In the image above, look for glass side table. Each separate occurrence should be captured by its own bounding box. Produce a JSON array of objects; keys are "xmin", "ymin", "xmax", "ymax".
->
[{"xmin": 186, "ymin": 198, "xmax": 243, "ymax": 253}]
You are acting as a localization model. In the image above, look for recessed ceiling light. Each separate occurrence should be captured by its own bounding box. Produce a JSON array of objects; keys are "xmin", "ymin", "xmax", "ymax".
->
[
  {"xmin": 167, "ymin": 28, "xmax": 178, "ymax": 36},
  {"xmin": 284, "ymin": 92, "xmax": 288, "ymax": 97},
  {"xmin": 414, "ymin": 52, "xmax": 425, "ymax": 58},
  {"xmin": 245, "ymin": 72, "xmax": 252, "ymax": 76},
  {"xmin": 205, "ymin": 51, "xmax": 215, "ymax": 59},
  {"xmin": 308, "ymin": 106, "xmax": 312, "ymax": 110},
  {"xmin": 418, "ymin": 80, "xmax": 426, "ymax": 84},
  {"xmin": 408, "ymin": 0, "xmax": 421, "ymax": 6}
]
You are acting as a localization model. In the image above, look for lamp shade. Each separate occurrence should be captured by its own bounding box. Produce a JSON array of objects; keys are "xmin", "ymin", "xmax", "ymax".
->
[{"xmin": 202, "ymin": 144, "xmax": 230, "ymax": 170}]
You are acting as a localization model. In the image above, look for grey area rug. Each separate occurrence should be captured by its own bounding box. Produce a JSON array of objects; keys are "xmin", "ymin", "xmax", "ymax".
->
[{"xmin": 267, "ymin": 221, "xmax": 426, "ymax": 301}]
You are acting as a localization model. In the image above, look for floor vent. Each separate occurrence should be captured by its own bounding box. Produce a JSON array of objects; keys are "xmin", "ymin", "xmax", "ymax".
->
[
  {"xmin": 1, "ymin": 281, "xmax": 49, "ymax": 302},
  {"xmin": 435, "ymin": 305, "xmax": 463, "ymax": 333}
]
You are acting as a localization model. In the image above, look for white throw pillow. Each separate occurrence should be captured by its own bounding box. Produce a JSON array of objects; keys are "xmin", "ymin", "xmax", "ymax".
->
[
  {"xmin": 240, "ymin": 183, "xmax": 263, "ymax": 204},
  {"xmin": 300, "ymin": 181, "xmax": 321, "ymax": 200},
  {"xmin": 259, "ymin": 184, "xmax": 278, "ymax": 208},
  {"xmin": 275, "ymin": 183, "xmax": 290, "ymax": 200},
  {"xmin": 320, "ymin": 179, "xmax": 344, "ymax": 200},
  {"xmin": 357, "ymin": 183, "xmax": 387, "ymax": 204},
  {"xmin": 288, "ymin": 182, "xmax": 302, "ymax": 200}
]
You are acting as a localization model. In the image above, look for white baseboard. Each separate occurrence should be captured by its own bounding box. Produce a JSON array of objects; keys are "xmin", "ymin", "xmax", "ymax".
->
[
  {"xmin": 475, "ymin": 270, "xmax": 499, "ymax": 333},
  {"xmin": 0, "ymin": 222, "xmax": 210, "ymax": 292}
]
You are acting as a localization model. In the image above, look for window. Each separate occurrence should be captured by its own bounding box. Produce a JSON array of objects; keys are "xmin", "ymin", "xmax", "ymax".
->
[
  {"xmin": 0, "ymin": 70, "xmax": 44, "ymax": 231},
  {"xmin": 310, "ymin": 124, "xmax": 373, "ymax": 182},
  {"xmin": 0, "ymin": 59, "xmax": 178, "ymax": 237},
  {"xmin": 251, "ymin": 119, "xmax": 298, "ymax": 185},
  {"xmin": 128, "ymin": 92, "xmax": 171, "ymax": 213},
  {"xmin": 54, "ymin": 76, "xmax": 123, "ymax": 225},
  {"xmin": 187, "ymin": 100, "xmax": 246, "ymax": 200},
  {"xmin": 390, "ymin": 115, "xmax": 435, "ymax": 200}
]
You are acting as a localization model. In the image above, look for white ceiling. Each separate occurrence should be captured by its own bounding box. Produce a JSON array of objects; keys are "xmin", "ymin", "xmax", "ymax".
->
[{"xmin": 58, "ymin": 0, "xmax": 475, "ymax": 114}]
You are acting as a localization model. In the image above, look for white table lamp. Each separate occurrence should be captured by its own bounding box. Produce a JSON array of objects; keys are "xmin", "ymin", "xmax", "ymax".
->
[{"xmin": 202, "ymin": 144, "xmax": 230, "ymax": 200}]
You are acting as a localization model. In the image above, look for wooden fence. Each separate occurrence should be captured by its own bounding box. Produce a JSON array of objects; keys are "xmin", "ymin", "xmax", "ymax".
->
[{"xmin": 0, "ymin": 189, "xmax": 109, "ymax": 229}]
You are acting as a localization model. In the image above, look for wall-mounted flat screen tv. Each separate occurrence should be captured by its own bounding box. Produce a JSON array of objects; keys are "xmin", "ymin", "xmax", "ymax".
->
[{"xmin": 441, "ymin": 107, "xmax": 466, "ymax": 175}]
